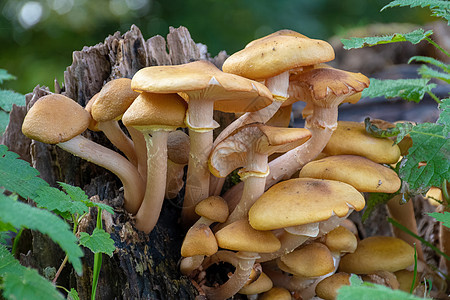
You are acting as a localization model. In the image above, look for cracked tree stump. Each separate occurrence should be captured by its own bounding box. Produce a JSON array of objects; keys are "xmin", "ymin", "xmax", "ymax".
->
[{"xmin": 2, "ymin": 25, "xmax": 229, "ymax": 300}]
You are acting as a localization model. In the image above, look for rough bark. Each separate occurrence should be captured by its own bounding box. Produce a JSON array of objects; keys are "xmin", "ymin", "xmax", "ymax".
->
[{"xmin": 3, "ymin": 25, "xmax": 231, "ymax": 300}]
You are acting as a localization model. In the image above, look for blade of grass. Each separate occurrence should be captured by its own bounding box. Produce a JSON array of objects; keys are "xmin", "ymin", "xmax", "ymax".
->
[
  {"xmin": 91, "ymin": 208, "xmax": 103, "ymax": 300},
  {"xmin": 411, "ymin": 244, "xmax": 418, "ymax": 294}
]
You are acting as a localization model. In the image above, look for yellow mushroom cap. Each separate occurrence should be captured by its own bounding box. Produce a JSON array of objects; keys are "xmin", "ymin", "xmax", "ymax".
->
[
  {"xmin": 122, "ymin": 92, "xmax": 187, "ymax": 130},
  {"xmin": 324, "ymin": 226, "xmax": 357, "ymax": 254},
  {"xmin": 245, "ymin": 29, "xmax": 310, "ymax": 48},
  {"xmin": 85, "ymin": 93, "xmax": 100, "ymax": 131},
  {"xmin": 315, "ymin": 272, "xmax": 351, "ymax": 300},
  {"xmin": 195, "ymin": 196, "xmax": 229, "ymax": 223},
  {"xmin": 131, "ymin": 60, "xmax": 273, "ymax": 113},
  {"xmin": 394, "ymin": 270, "xmax": 419, "ymax": 292},
  {"xmin": 280, "ymin": 242, "xmax": 335, "ymax": 277},
  {"xmin": 167, "ymin": 130, "xmax": 190, "ymax": 165},
  {"xmin": 259, "ymin": 287, "xmax": 292, "ymax": 300},
  {"xmin": 223, "ymin": 35, "xmax": 335, "ymax": 80},
  {"xmin": 338, "ymin": 236, "xmax": 415, "ymax": 274},
  {"xmin": 299, "ymin": 155, "xmax": 401, "ymax": 193},
  {"xmin": 215, "ymin": 219, "xmax": 281, "ymax": 253},
  {"xmin": 22, "ymin": 94, "xmax": 90, "ymax": 144},
  {"xmin": 323, "ymin": 121, "xmax": 401, "ymax": 164},
  {"xmin": 249, "ymin": 178, "xmax": 365, "ymax": 231},
  {"xmin": 180, "ymin": 223, "xmax": 218, "ymax": 257},
  {"xmin": 91, "ymin": 78, "xmax": 139, "ymax": 122},
  {"xmin": 238, "ymin": 272, "xmax": 273, "ymax": 295}
]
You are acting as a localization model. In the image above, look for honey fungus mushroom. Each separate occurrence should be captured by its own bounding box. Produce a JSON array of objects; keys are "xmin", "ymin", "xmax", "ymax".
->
[{"xmin": 22, "ymin": 93, "xmax": 145, "ymax": 214}]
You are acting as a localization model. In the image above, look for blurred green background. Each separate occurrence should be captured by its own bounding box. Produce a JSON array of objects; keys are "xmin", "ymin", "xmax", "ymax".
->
[{"xmin": 0, "ymin": 0, "xmax": 436, "ymax": 94}]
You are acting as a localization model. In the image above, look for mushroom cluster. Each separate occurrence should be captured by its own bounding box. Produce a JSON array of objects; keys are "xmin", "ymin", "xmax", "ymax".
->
[{"xmin": 21, "ymin": 29, "xmax": 438, "ymax": 299}]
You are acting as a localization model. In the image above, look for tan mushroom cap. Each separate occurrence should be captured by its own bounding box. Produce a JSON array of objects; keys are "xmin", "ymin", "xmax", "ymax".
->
[
  {"xmin": 324, "ymin": 226, "xmax": 357, "ymax": 254},
  {"xmin": 395, "ymin": 270, "xmax": 419, "ymax": 292},
  {"xmin": 91, "ymin": 78, "xmax": 139, "ymax": 122},
  {"xmin": 215, "ymin": 219, "xmax": 281, "ymax": 253},
  {"xmin": 315, "ymin": 272, "xmax": 351, "ymax": 300},
  {"xmin": 222, "ymin": 35, "xmax": 335, "ymax": 80},
  {"xmin": 284, "ymin": 67, "xmax": 370, "ymax": 107},
  {"xmin": 22, "ymin": 94, "xmax": 90, "ymax": 144},
  {"xmin": 299, "ymin": 155, "xmax": 401, "ymax": 193},
  {"xmin": 280, "ymin": 242, "xmax": 335, "ymax": 277},
  {"xmin": 209, "ymin": 124, "xmax": 311, "ymax": 178},
  {"xmin": 338, "ymin": 236, "xmax": 415, "ymax": 274},
  {"xmin": 245, "ymin": 29, "xmax": 309, "ymax": 48},
  {"xmin": 167, "ymin": 130, "xmax": 190, "ymax": 164},
  {"xmin": 122, "ymin": 92, "xmax": 187, "ymax": 130},
  {"xmin": 322, "ymin": 121, "xmax": 401, "ymax": 164},
  {"xmin": 259, "ymin": 287, "xmax": 292, "ymax": 300},
  {"xmin": 238, "ymin": 272, "xmax": 273, "ymax": 295},
  {"xmin": 131, "ymin": 60, "xmax": 273, "ymax": 113},
  {"xmin": 249, "ymin": 178, "xmax": 365, "ymax": 231},
  {"xmin": 195, "ymin": 196, "xmax": 229, "ymax": 223},
  {"xmin": 426, "ymin": 186, "xmax": 443, "ymax": 207},
  {"xmin": 180, "ymin": 223, "xmax": 218, "ymax": 257}
]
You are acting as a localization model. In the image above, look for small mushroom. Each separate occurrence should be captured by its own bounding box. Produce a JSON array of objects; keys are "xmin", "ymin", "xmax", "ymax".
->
[
  {"xmin": 315, "ymin": 272, "xmax": 351, "ymax": 300},
  {"xmin": 22, "ymin": 94, "xmax": 145, "ymax": 214},
  {"xmin": 165, "ymin": 130, "xmax": 190, "ymax": 199}
]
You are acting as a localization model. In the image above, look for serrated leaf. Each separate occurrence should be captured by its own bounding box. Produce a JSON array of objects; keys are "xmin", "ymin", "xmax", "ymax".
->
[
  {"xmin": 67, "ymin": 288, "xmax": 80, "ymax": 300},
  {"xmin": 0, "ymin": 194, "xmax": 83, "ymax": 274},
  {"xmin": 79, "ymin": 228, "xmax": 115, "ymax": 257},
  {"xmin": 0, "ymin": 110, "xmax": 10, "ymax": 135},
  {"xmin": 395, "ymin": 123, "xmax": 415, "ymax": 144},
  {"xmin": 33, "ymin": 186, "xmax": 89, "ymax": 218},
  {"xmin": 58, "ymin": 182, "xmax": 114, "ymax": 215},
  {"xmin": 409, "ymin": 56, "xmax": 450, "ymax": 72},
  {"xmin": 0, "ymin": 69, "xmax": 16, "ymax": 84},
  {"xmin": 429, "ymin": 211, "xmax": 450, "ymax": 228},
  {"xmin": 0, "ymin": 145, "xmax": 49, "ymax": 199},
  {"xmin": 381, "ymin": 0, "xmax": 450, "ymax": 25},
  {"xmin": 418, "ymin": 65, "xmax": 450, "ymax": 83},
  {"xmin": 0, "ymin": 245, "xmax": 65, "ymax": 300},
  {"xmin": 337, "ymin": 274, "xmax": 430, "ymax": 300},
  {"xmin": 341, "ymin": 29, "xmax": 433, "ymax": 50},
  {"xmin": 361, "ymin": 78, "xmax": 436, "ymax": 102},
  {"xmin": 438, "ymin": 98, "xmax": 450, "ymax": 131},
  {"xmin": 399, "ymin": 123, "xmax": 449, "ymax": 193},
  {"xmin": 0, "ymin": 90, "xmax": 26, "ymax": 112}
]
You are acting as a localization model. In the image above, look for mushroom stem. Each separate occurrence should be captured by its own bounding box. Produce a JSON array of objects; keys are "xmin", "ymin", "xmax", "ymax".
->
[
  {"xmin": 97, "ymin": 120, "xmax": 138, "ymax": 167},
  {"xmin": 135, "ymin": 130, "xmax": 169, "ymax": 233},
  {"xmin": 165, "ymin": 159, "xmax": 186, "ymax": 199},
  {"xmin": 126, "ymin": 126, "xmax": 148, "ymax": 180},
  {"xmin": 203, "ymin": 251, "xmax": 260, "ymax": 300},
  {"xmin": 257, "ymin": 232, "xmax": 309, "ymax": 263},
  {"xmin": 58, "ymin": 135, "xmax": 145, "ymax": 214}
]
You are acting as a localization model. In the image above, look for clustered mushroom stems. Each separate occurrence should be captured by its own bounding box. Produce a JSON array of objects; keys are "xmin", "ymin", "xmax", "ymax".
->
[{"xmin": 126, "ymin": 126, "xmax": 149, "ymax": 180}]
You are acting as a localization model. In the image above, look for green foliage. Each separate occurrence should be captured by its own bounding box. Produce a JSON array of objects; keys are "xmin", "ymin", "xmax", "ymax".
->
[
  {"xmin": 417, "ymin": 65, "xmax": 450, "ymax": 83},
  {"xmin": 0, "ymin": 193, "xmax": 83, "ymax": 274},
  {"xmin": 337, "ymin": 274, "xmax": 431, "ymax": 299},
  {"xmin": 341, "ymin": 28, "xmax": 433, "ymax": 50},
  {"xmin": 362, "ymin": 192, "xmax": 397, "ymax": 222},
  {"xmin": 0, "ymin": 69, "xmax": 25, "ymax": 135},
  {"xmin": 0, "ymin": 70, "xmax": 16, "ymax": 84},
  {"xmin": 0, "ymin": 245, "xmax": 65, "ymax": 300},
  {"xmin": 79, "ymin": 228, "xmax": 115, "ymax": 257},
  {"xmin": 67, "ymin": 288, "xmax": 80, "ymax": 300},
  {"xmin": 409, "ymin": 56, "xmax": 450, "ymax": 72},
  {"xmin": 428, "ymin": 211, "xmax": 450, "ymax": 228},
  {"xmin": 381, "ymin": 0, "xmax": 450, "ymax": 24},
  {"xmin": 361, "ymin": 78, "xmax": 436, "ymax": 103}
]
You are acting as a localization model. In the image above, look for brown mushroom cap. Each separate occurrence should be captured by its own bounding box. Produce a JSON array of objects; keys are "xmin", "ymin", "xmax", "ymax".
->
[
  {"xmin": 322, "ymin": 121, "xmax": 401, "ymax": 164},
  {"xmin": 315, "ymin": 272, "xmax": 351, "ymax": 300},
  {"xmin": 167, "ymin": 130, "xmax": 190, "ymax": 164},
  {"xmin": 280, "ymin": 242, "xmax": 335, "ymax": 277},
  {"xmin": 338, "ymin": 236, "xmax": 415, "ymax": 274},
  {"xmin": 324, "ymin": 226, "xmax": 357, "ymax": 254},
  {"xmin": 131, "ymin": 60, "xmax": 273, "ymax": 113},
  {"xmin": 195, "ymin": 196, "xmax": 229, "ymax": 223},
  {"xmin": 122, "ymin": 92, "xmax": 187, "ymax": 130},
  {"xmin": 248, "ymin": 178, "xmax": 365, "ymax": 231},
  {"xmin": 209, "ymin": 124, "xmax": 311, "ymax": 178},
  {"xmin": 85, "ymin": 93, "xmax": 100, "ymax": 131},
  {"xmin": 91, "ymin": 78, "xmax": 139, "ymax": 122},
  {"xmin": 215, "ymin": 219, "xmax": 281, "ymax": 253},
  {"xmin": 299, "ymin": 155, "xmax": 401, "ymax": 193},
  {"xmin": 222, "ymin": 35, "xmax": 335, "ymax": 80},
  {"xmin": 245, "ymin": 29, "xmax": 309, "ymax": 48},
  {"xmin": 238, "ymin": 272, "xmax": 273, "ymax": 295},
  {"xmin": 180, "ymin": 223, "xmax": 218, "ymax": 257},
  {"xmin": 259, "ymin": 287, "xmax": 292, "ymax": 300},
  {"xmin": 22, "ymin": 94, "xmax": 90, "ymax": 144}
]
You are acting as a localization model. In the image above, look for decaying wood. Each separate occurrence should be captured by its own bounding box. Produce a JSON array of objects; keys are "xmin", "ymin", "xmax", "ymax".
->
[{"xmin": 3, "ymin": 25, "xmax": 235, "ymax": 300}]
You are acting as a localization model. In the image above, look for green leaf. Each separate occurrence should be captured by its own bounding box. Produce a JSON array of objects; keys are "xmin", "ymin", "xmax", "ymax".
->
[
  {"xmin": 362, "ymin": 192, "xmax": 396, "ymax": 222},
  {"xmin": 0, "ymin": 245, "xmax": 65, "ymax": 300},
  {"xmin": 0, "ymin": 110, "xmax": 10, "ymax": 135},
  {"xmin": 399, "ymin": 123, "xmax": 449, "ymax": 193},
  {"xmin": 0, "ymin": 194, "xmax": 83, "ymax": 274},
  {"xmin": 33, "ymin": 186, "xmax": 89, "ymax": 218},
  {"xmin": 408, "ymin": 56, "xmax": 450, "ymax": 72},
  {"xmin": 429, "ymin": 211, "xmax": 450, "ymax": 228},
  {"xmin": 0, "ymin": 70, "xmax": 16, "ymax": 84},
  {"xmin": 67, "ymin": 288, "xmax": 80, "ymax": 300},
  {"xmin": 0, "ymin": 90, "xmax": 26, "ymax": 112},
  {"xmin": 417, "ymin": 65, "xmax": 450, "ymax": 83},
  {"xmin": 58, "ymin": 182, "xmax": 114, "ymax": 215},
  {"xmin": 395, "ymin": 123, "xmax": 415, "ymax": 144},
  {"xmin": 381, "ymin": 0, "xmax": 450, "ymax": 24},
  {"xmin": 0, "ymin": 145, "xmax": 49, "ymax": 199},
  {"xmin": 337, "ymin": 274, "xmax": 430, "ymax": 300},
  {"xmin": 341, "ymin": 29, "xmax": 433, "ymax": 50},
  {"xmin": 438, "ymin": 98, "xmax": 450, "ymax": 131},
  {"xmin": 361, "ymin": 78, "xmax": 436, "ymax": 102},
  {"xmin": 79, "ymin": 228, "xmax": 115, "ymax": 257}
]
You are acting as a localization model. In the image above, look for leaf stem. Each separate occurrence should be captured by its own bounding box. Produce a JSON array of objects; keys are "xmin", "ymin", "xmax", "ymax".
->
[
  {"xmin": 426, "ymin": 91, "xmax": 441, "ymax": 105},
  {"xmin": 442, "ymin": 180, "xmax": 449, "ymax": 206},
  {"xmin": 91, "ymin": 208, "xmax": 103, "ymax": 300},
  {"xmin": 11, "ymin": 228, "xmax": 23, "ymax": 256},
  {"xmin": 53, "ymin": 255, "xmax": 69, "ymax": 284},
  {"xmin": 425, "ymin": 37, "xmax": 450, "ymax": 58}
]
